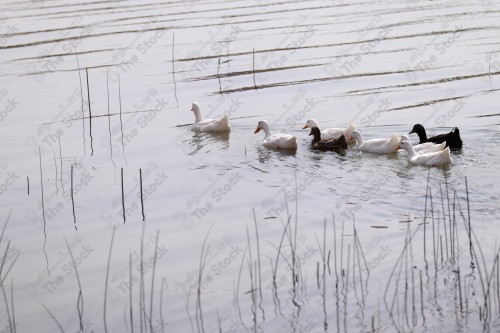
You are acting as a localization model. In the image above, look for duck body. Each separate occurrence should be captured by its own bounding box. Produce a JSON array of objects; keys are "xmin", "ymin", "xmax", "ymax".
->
[
  {"xmin": 399, "ymin": 140, "xmax": 452, "ymax": 167},
  {"xmin": 400, "ymin": 135, "xmax": 446, "ymax": 153},
  {"xmin": 351, "ymin": 130, "xmax": 400, "ymax": 154},
  {"xmin": 309, "ymin": 127, "xmax": 347, "ymax": 153},
  {"xmin": 190, "ymin": 102, "xmax": 230, "ymax": 133},
  {"xmin": 303, "ymin": 119, "xmax": 356, "ymax": 141},
  {"xmin": 409, "ymin": 124, "xmax": 462, "ymax": 149},
  {"xmin": 255, "ymin": 120, "xmax": 297, "ymax": 149}
]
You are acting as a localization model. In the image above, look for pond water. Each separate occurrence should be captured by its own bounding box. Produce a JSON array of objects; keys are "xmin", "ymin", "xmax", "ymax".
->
[{"xmin": 1, "ymin": 0, "xmax": 500, "ymax": 332}]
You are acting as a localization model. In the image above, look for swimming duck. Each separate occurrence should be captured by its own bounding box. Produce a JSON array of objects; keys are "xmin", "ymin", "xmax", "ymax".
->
[
  {"xmin": 409, "ymin": 124, "xmax": 462, "ymax": 149},
  {"xmin": 309, "ymin": 127, "xmax": 347, "ymax": 153},
  {"xmin": 254, "ymin": 120, "xmax": 297, "ymax": 149},
  {"xmin": 302, "ymin": 119, "xmax": 356, "ymax": 141},
  {"xmin": 190, "ymin": 102, "xmax": 230, "ymax": 132},
  {"xmin": 401, "ymin": 135, "xmax": 446, "ymax": 153},
  {"xmin": 399, "ymin": 140, "xmax": 452, "ymax": 167},
  {"xmin": 351, "ymin": 130, "xmax": 400, "ymax": 154}
]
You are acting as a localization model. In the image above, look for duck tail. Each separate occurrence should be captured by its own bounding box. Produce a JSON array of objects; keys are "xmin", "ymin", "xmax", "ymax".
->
[
  {"xmin": 444, "ymin": 147, "xmax": 453, "ymax": 164},
  {"xmin": 388, "ymin": 133, "xmax": 400, "ymax": 151},
  {"xmin": 219, "ymin": 114, "xmax": 230, "ymax": 126}
]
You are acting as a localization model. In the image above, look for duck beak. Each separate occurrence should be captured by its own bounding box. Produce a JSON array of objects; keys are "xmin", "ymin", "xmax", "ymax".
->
[
  {"xmin": 302, "ymin": 124, "xmax": 308, "ymax": 129},
  {"xmin": 409, "ymin": 129, "xmax": 414, "ymax": 134},
  {"xmin": 254, "ymin": 127, "xmax": 261, "ymax": 134}
]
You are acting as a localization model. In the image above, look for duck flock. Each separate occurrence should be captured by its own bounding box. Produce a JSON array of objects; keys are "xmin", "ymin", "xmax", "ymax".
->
[{"xmin": 190, "ymin": 102, "xmax": 463, "ymax": 167}]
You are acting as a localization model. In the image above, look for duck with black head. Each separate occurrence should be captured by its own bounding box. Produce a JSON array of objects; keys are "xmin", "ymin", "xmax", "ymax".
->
[{"xmin": 409, "ymin": 124, "xmax": 462, "ymax": 149}]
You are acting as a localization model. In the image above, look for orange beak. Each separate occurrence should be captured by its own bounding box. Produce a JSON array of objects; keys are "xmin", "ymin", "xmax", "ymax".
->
[
  {"xmin": 254, "ymin": 127, "xmax": 261, "ymax": 134},
  {"xmin": 302, "ymin": 124, "xmax": 308, "ymax": 129}
]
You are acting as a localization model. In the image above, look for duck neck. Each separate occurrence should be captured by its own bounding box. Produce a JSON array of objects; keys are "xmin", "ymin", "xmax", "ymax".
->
[
  {"xmin": 416, "ymin": 129, "xmax": 427, "ymax": 143},
  {"xmin": 312, "ymin": 133, "xmax": 321, "ymax": 145},
  {"xmin": 193, "ymin": 108, "xmax": 204, "ymax": 123},
  {"xmin": 262, "ymin": 124, "xmax": 273, "ymax": 139},
  {"xmin": 353, "ymin": 131, "xmax": 364, "ymax": 146},
  {"xmin": 405, "ymin": 144, "xmax": 418, "ymax": 159}
]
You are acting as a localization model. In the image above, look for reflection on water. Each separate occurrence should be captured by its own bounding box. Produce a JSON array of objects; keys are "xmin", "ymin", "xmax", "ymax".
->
[
  {"xmin": 183, "ymin": 130, "xmax": 230, "ymax": 155},
  {"xmin": 255, "ymin": 145, "xmax": 297, "ymax": 163}
]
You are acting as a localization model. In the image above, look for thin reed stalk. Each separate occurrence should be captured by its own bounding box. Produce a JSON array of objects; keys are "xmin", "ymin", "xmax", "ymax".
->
[
  {"xmin": 172, "ymin": 33, "xmax": 178, "ymax": 105},
  {"xmin": 74, "ymin": 49, "xmax": 87, "ymax": 156},
  {"xmin": 322, "ymin": 218, "xmax": 328, "ymax": 330},
  {"xmin": 140, "ymin": 169, "xmax": 145, "ymax": 221},
  {"xmin": 129, "ymin": 253, "xmax": 134, "ymax": 333},
  {"xmin": 439, "ymin": 183, "xmax": 449, "ymax": 260},
  {"xmin": 118, "ymin": 74, "xmax": 125, "ymax": 156},
  {"xmin": 53, "ymin": 151, "xmax": 58, "ymax": 192},
  {"xmin": 103, "ymin": 227, "xmax": 116, "ymax": 333},
  {"xmin": 159, "ymin": 278, "xmax": 167, "ymax": 333},
  {"xmin": 65, "ymin": 236, "xmax": 84, "ymax": 330},
  {"xmin": 139, "ymin": 221, "xmax": 146, "ymax": 333},
  {"xmin": 10, "ymin": 280, "xmax": 16, "ymax": 333},
  {"xmin": 106, "ymin": 67, "xmax": 115, "ymax": 167},
  {"xmin": 252, "ymin": 209, "xmax": 264, "ymax": 321},
  {"xmin": 419, "ymin": 270, "xmax": 425, "ymax": 323},
  {"xmin": 121, "ymin": 168, "xmax": 126, "ymax": 223},
  {"xmin": 235, "ymin": 246, "xmax": 248, "ymax": 327},
  {"xmin": 42, "ymin": 303, "xmax": 65, "ymax": 333},
  {"xmin": 332, "ymin": 213, "xmax": 339, "ymax": 283},
  {"xmin": 1, "ymin": 283, "xmax": 12, "ymax": 333},
  {"xmin": 85, "ymin": 68, "xmax": 94, "ymax": 155},
  {"xmin": 71, "ymin": 164, "xmax": 76, "ymax": 229},
  {"xmin": 38, "ymin": 147, "xmax": 49, "ymax": 273},
  {"xmin": 149, "ymin": 230, "xmax": 159, "ymax": 333},
  {"xmin": 196, "ymin": 224, "xmax": 214, "ymax": 333},
  {"xmin": 58, "ymin": 134, "xmax": 64, "ymax": 192}
]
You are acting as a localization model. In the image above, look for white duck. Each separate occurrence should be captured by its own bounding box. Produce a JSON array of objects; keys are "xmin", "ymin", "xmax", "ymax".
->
[
  {"xmin": 399, "ymin": 140, "xmax": 452, "ymax": 167},
  {"xmin": 190, "ymin": 102, "xmax": 230, "ymax": 133},
  {"xmin": 351, "ymin": 130, "xmax": 400, "ymax": 154},
  {"xmin": 303, "ymin": 119, "xmax": 356, "ymax": 141},
  {"xmin": 254, "ymin": 120, "xmax": 297, "ymax": 149},
  {"xmin": 401, "ymin": 135, "xmax": 445, "ymax": 153}
]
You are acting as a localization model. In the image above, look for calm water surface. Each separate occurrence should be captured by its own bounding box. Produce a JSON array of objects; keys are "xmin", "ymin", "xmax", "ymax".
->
[{"xmin": 1, "ymin": 0, "xmax": 500, "ymax": 332}]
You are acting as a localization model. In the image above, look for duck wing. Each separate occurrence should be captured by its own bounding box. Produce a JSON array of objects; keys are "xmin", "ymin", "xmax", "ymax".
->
[
  {"xmin": 427, "ymin": 131, "xmax": 450, "ymax": 144},
  {"xmin": 428, "ymin": 128, "xmax": 462, "ymax": 149},
  {"xmin": 199, "ymin": 115, "xmax": 231, "ymax": 133},
  {"xmin": 313, "ymin": 134, "xmax": 347, "ymax": 153},
  {"xmin": 263, "ymin": 133, "xmax": 297, "ymax": 149}
]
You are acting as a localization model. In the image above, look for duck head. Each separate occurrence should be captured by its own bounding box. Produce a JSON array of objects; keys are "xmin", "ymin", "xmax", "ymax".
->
[
  {"xmin": 254, "ymin": 120, "xmax": 272, "ymax": 137},
  {"xmin": 309, "ymin": 127, "xmax": 322, "ymax": 143},
  {"xmin": 399, "ymin": 140, "xmax": 417, "ymax": 155},
  {"xmin": 409, "ymin": 124, "xmax": 428, "ymax": 143},
  {"xmin": 303, "ymin": 119, "xmax": 319, "ymax": 129},
  {"xmin": 191, "ymin": 102, "xmax": 203, "ymax": 122},
  {"xmin": 409, "ymin": 124, "xmax": 425, "ymax": 135},
  {"xmin": 401, "ymin": 134, "xmax": 411, "ymax": 142},
  {"xmin": 351, "ymin": 130, "xmax": 363, "ymax": 145}
]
